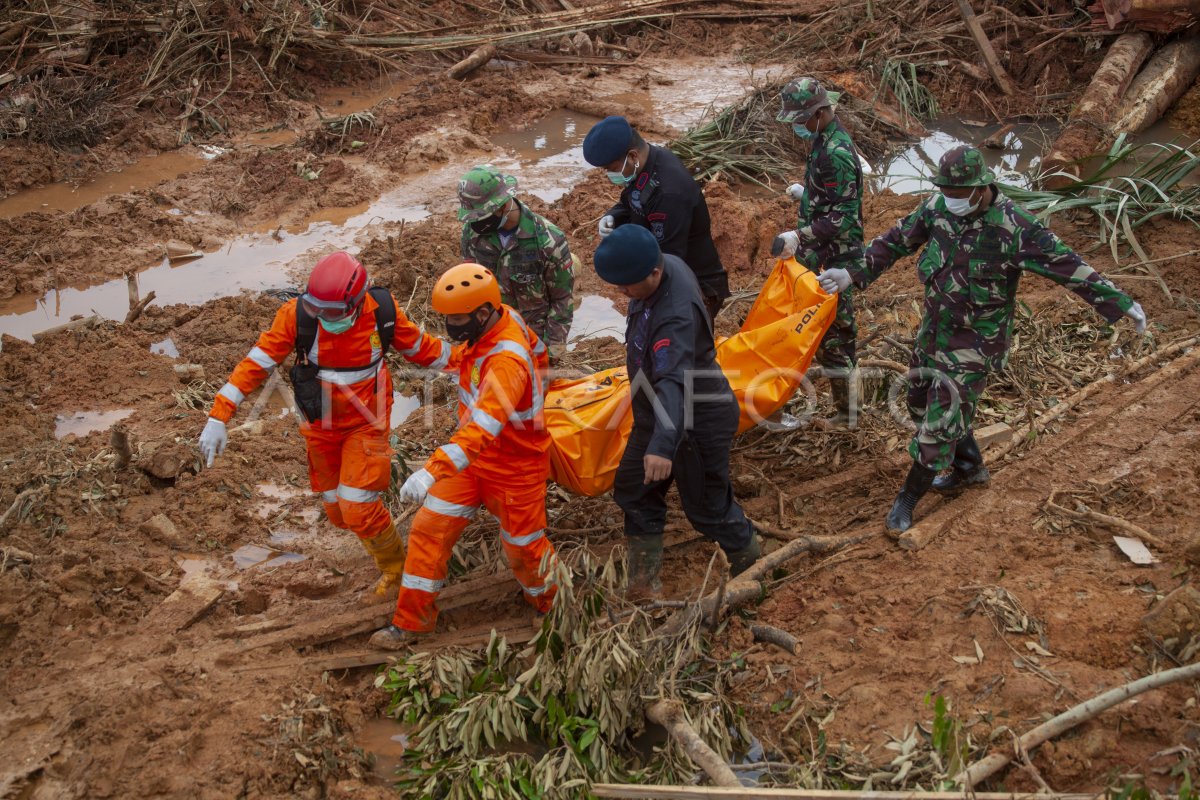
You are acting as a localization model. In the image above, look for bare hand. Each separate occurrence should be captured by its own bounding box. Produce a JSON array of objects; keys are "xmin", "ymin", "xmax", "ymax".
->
[{"xmin": 643, "ymin": 454, "xmax": 672, "ymax": 484}]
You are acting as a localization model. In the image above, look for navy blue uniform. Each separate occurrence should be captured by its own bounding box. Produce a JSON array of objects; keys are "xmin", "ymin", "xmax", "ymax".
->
[
  {"xmin": 613, "ymin": 254, "xmax": 753, "ymax": 553},
  {"xmin": 607, "ymin": 145, "xmax": 730, "ymax": 320}
]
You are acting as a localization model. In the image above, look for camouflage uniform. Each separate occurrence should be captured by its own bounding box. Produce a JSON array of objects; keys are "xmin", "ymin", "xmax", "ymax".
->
[
  {"xmin": 458, "ymin": 166, "xmax": 575, "ymax": 348},
  {"xmin": 793, "ymin": 117, "xmax": 863, "ymax": 372},
  {"xmin": 778, "ymin": 77, "xmax": 863, "ymax": 424},
  {"xmin": 854, "ymin": 150, "xmax": 1133, "ymax": 471}
]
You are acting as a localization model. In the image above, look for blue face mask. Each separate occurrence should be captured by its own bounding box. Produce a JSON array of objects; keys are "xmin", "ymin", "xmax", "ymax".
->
[
  {"xmin": 606, "ymin": 153, "xmax": 638, "ymax": 186},
  {"xmin": 319, "ymin": 313, "xmax": 356, "ymax": 335},
  {"xmin": 793, "ymin": 123, "xmax": 816, "ymax": 141}
]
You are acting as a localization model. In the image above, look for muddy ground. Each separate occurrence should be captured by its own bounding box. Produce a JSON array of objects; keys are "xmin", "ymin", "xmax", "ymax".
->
[{"xmin": 3, "ymin": 3, "xmax": 1200, "ymax": 797}]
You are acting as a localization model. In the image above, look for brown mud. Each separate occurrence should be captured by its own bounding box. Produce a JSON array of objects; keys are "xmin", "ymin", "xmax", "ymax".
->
[{"xmin": 3, "ymin": 4, "xmax": 1200, "ymax": 798}]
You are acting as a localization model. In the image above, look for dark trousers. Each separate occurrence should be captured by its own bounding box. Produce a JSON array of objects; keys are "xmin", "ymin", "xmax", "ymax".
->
[
  {"xmin": 613, "ymin": 399, "xmax": 753, "ymax": 553},
  {"xmin": 702, "ymin": 292, "xmax": 724, "ymax": 330}
]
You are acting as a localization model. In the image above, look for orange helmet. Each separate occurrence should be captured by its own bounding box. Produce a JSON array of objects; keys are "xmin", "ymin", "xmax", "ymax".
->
[{"xmin": 432, "ymin": 263, "xmax": 502, "ymax": 315}]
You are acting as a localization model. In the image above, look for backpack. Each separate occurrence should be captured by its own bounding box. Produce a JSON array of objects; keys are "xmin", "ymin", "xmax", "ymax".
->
[
  {"xmin": 288, "ymin": 286, "xmax": 396, "ymax": 423},
  {"xmin": 294, "ymin": 285, "xmax": 396, "ymax": 366}
]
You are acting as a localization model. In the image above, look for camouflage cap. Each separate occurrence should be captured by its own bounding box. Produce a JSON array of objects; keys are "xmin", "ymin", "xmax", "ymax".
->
[
  {"xmin": 776, "ymin": 77, "xmax": 841, "ymax": 124},
  {"xmin": 932, "ymin": 145, "xmax": 995, "ymax": 188},
  {"xmin": 457, "ymin": 165, "xmax": 518, "ymax": 221}
]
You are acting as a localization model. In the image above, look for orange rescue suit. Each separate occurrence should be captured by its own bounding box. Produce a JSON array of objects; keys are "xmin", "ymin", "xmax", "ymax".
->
[
  {"xmin": 208, "ymin": 292, "xmax": 449, "ymax": 540},
  {"xmin": 393, "ymin": 307, "xmax": 557, "ymax": 632}
]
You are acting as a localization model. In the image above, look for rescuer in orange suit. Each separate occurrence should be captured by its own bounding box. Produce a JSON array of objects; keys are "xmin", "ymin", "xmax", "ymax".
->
[
  {"xmin": 197, "ymin": 251, "xmax": 451, "ymax": 595},
  {"xmin": 369, "ymin": 263, "xmax": 557, "ymax": 650}
]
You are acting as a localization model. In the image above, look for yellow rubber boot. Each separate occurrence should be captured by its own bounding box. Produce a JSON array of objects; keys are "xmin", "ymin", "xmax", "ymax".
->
[{"xmin": 361, "ymin": 522, "xmax": 406, "ymax": 596}]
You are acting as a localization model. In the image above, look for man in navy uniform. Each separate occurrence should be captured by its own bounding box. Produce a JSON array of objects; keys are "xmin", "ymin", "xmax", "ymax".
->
[
  {"xmin": 593, "ymin": 224, "xmax": 760, "ymax": 596},
  {"xmin": 583, "ymin": 115, "xmax": 730, "ymax": 325}
]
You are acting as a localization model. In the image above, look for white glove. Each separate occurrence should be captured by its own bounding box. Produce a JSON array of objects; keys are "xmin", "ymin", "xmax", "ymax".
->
[
  {"xmin": 399, "ymin": 468, "xmax": 435, "ymax": 504},
  {"xmin": 818, "ymin": 268, "xmax": 852, "ymax": 294},
  {"xmin": 198, "ymin": 418, "xmax": 227, "ymax": 468},
  {"xmin": 786, "ymin": 183, "xmax": 805, "ymax": 202},
  {"xmin": 1125, "ymin": 301, "xmax": 1147, "ymax": 334},
  {"xmin": 772, "ymin": 230, "xmax": 800, "ymax": 259},
  {"xmin": 598, "ymin": 215, "xmax": 615, "ymax": 238}
]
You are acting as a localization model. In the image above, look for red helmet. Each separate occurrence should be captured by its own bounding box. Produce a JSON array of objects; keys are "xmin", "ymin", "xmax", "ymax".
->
[{"xmin": 302, "ymin": 251, "xmax": 368, "ymax": 321}]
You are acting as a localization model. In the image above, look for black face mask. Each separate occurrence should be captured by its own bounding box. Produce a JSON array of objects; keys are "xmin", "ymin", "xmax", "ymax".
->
[
  {"xmin": 445, "ymin": 307, "xmax": 496, "ymax": 345},
  {"xmin": 470, "ymin": 213, "xmax": 504, "ymax": 235}
]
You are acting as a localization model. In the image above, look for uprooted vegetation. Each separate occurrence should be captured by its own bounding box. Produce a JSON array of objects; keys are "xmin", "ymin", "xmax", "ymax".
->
[{"xmin": 5, "ymin": 0, "xmax": 1200, "ymax": 796}]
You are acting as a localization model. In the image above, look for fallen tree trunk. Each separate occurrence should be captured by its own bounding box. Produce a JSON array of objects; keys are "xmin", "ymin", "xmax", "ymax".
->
[
  {"xmin": 646, "ymin": 700, "xmax": 740, "ymax": 787},
  {"xmin": 656, "ymin": 527, "xmax": 879, "ymax": 639},
  {"xmin": 956, "ymin": 660, "xmax": 1200, "ymax": 787},
  {"xmin": 1093, "ymin": 0, "xmax": 1200, "ymax": 32},
  {"xmin": 446, "ymin": 44, "xmax": 496, "ymax": 79},
  {"xmin": 1042, "ymin": 31, "xmax": 1153, "ymax": 181},
  {"xmin": 1112, "ymin": 34, "xmax": 1200, "ymax": 133}
]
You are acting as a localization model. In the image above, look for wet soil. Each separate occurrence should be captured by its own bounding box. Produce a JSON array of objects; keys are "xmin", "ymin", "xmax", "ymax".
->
[{"xmin": 3, "ymin": 11, "xmax": 1200, "ymax": 799}]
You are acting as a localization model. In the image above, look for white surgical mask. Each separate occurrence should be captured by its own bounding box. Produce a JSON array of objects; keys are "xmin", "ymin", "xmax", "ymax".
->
[{"xmin": 943, "ymin": 190, "xmax": 979, "ymax": 217}]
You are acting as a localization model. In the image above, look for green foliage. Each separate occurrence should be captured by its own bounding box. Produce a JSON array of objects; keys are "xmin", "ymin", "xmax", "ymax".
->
[
  {"xmin": 375, "ymin": 552, "xmax": 746, "ymax": 798},
  {"xmin": 923, "ymin": 692, "xmax": 967, "ymax": 781},
  {"xmin": 1003, "ymin": 135, "xmax": 1200, "ymax": 286},
  {"xmin": 877, "ymin": 59, "xmax": 939, "ymax": 123},
  {"xmin": 670, "ymin": 82, "xmax": 805, "ymax": 188}
]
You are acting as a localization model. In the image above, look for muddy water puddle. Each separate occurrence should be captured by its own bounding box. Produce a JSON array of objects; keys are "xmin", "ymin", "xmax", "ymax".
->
[
  {"xmin": 54, "ymin": 408, "xmax": 134, "ymax": 439},
  {"xmin": 391, "ymin": 392, "xmax": 422, "ymax": 428},
  {"xmin": 0, "ymin": 199, "xmax": 416, "ymax": 342},
  {"xmin": 0, "ymin": 60, "xmax": 782, "ymax": 342},
  {"xmin": 232, "ymin": 544, "xmax": 307, "ymax": 570},
  {"xmin": 149, "ymin": 337, "xmax": 179, "ymax": 358},
  {"xmin": 0, "ymin": 150, "xmax": 210, "ymax": 220},
  {"xmin": 357, "ymin": 717, "xmax": 411, "ymax": 784},
  {"xmin": 568, "ymin": 295, "xmax": 625, "ymax": 349},
  {"xmin": 873, "ymin": 118, "xmax": 1056, "ymax": 194}
]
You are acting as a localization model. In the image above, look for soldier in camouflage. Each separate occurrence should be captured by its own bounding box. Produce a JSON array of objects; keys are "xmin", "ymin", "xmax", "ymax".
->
[
  {"xmin": 774, "ymin": 77, "xmax": 864, "ymax": 425},
  {"xmin": 821, "ymin": 145, "xmax": 1147, "ymax": 533},
  {"xmin": 458, "ymin": 165, "xmax": 575, "ymax": 362}
]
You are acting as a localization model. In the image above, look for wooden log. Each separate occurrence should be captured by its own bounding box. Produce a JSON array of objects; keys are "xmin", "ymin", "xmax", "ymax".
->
[
  {"xmin": 646, "ymin": 700, "xmax": 740, "ymax": 787},
  {"xmin": 109, "ymin": 424, "xmax": 132, "ymax": 469},
  {"xmin": 232, "ymin": 621, "xmax": 539, "ymax": 672},
  {"xmin": 31, "ymin": 314, "xmax": 101, "ymax": 342},
  {"xmin": 1112, "ymin": 34, "xmax": 1200, "ymax": 134},
  {"xmin": 446, "ymin": 44, "xmax": 496, "ymax": 79},
  {"xmin": 982, "ymin": 123, "xmax": 1016, "ymax": 149},
  {"xmin": 957, "ymin": 660, "xmax": 1200, "ymax": 786},
  {"xmin": 124, "ymin": 290, "xmax": 156, "ymax": 324},
  {"xmin": 1044, "ymin": 490, "xmax": 1167, "ymax": 548},
  {"xmin": 750, "ymin": 623, "xmax": 797, "ymax": 654},
  {"xmin": 592, "ymin": 787, "xmax": 1096, "ymax": 799},
  {"xmin": 974, "ymin": 421, "xmax": 1013, "ymax": 450},
  {"xmin": 1092, "ymin": 0, "xmax": 1200, "ymax": 30},
  {"xmin": 1042, "ymin": 32, "xmax": 1153, "ymax": 180},
  {"xmin": 955, "ymin": 0, "xmax": 1015, "ymax": 96},
  {"xmin": 143, "ymin": 574, "xmax": 224, "ymax": 632},
  {"xmin": 215, "ymin": 566, "xmax": 520, "ymax": 660}
]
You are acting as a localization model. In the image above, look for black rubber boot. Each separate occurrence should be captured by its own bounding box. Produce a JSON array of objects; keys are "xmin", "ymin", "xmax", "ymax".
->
[
  {"xmin": 626, "ymin": 534, "xmax": 664, "ymax": 599},
  {"xmin": 932, "ymin": 434, "xmax": 990, "ymax": 494},
  {"xmin": 819, "ymin": 371, "xmax": 858, "ymax": 429},
  {"xmin": 726, "ymin": 528, "xmax": 762, "ymax": 577},
  {"xmin": 886, "ymin": 462, "xmax": 937, "ymax": 533}
]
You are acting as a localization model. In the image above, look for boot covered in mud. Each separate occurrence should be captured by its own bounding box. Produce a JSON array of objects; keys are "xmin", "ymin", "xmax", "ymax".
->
[
  {"xmin": 817, "ymin": 370, "xmax": 859, "ymax": 429},
  {"xmin": 886, "ymin": 462, "xmax": 936, "ymax": 533},
  {"xmin": 625, "ymin": 533, "xmax": 664, "ymax": 600},
  {"xmin": 932, "ymin": 433, "xmax": 990, "ymax": 493},
  {"xmin": 361, "ymin": 522, "xmax": 406, "ymax": 596},
  {"xmin": 726, "ymin": 528, "xmax": 762, "ymax": 577},
  {"xmin": 369, "ymin": 624, "xmax": 418, "ymax": 651}
]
